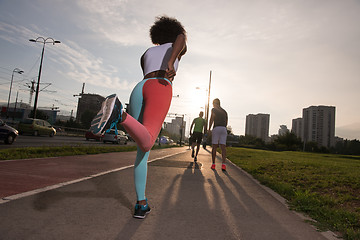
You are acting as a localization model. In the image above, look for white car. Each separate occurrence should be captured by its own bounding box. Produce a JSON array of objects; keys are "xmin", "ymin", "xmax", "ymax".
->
[{"xmin": 103, "ymin": 129, "xmax": 128, "ymax": 144}]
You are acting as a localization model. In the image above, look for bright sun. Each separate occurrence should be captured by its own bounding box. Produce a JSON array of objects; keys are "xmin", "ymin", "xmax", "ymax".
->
[
  {"xmin": 192, "ymin": 87, "xmax": 207, "ymax": 111},
  {"xmin": 169, "ymin": 84, "xmax": 221, "ymax": 125}
]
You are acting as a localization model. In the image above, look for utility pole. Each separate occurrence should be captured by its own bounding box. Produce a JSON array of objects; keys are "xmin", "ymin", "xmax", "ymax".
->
[
  {"xmin": 29, "ymin": 37, "xmax": 61, "ymax": 119},
  {"xmin": 13, "ymin": 91, "xmax": 19, "ymax": 120},
  {"xmin": 204, "ymin": 70, "xmax": 212, "ymax": 133},
  {"xmin": 7, "ymin": 68, "xmax": 24, "ymax": 118},
  {"xmin": 74, "ymin": 83, "xmax": 86, "ymax": 123}
]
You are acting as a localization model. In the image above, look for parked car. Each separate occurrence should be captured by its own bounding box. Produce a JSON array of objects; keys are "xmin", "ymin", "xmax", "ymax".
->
[
  {"xmin": 17, "ymin": 118, "xmax": 56, "ymax": 137},
  {"xmin": 126, "ymin": 133, "xmax": 134, "ymax": 142},
  {"xmin": 0, "ymin": 119, "xmax": 18, "ymax": 144},
  {"xmin": 158, "ymin": 135, "xmax": 171, "ymax": 144},
  {"xmin": 103, "ymin": 129, "xmax": 128, "ymax": 144},
  {"xmin": 85, "ymin": 131, "xmax": 103, "ymax": 141}
]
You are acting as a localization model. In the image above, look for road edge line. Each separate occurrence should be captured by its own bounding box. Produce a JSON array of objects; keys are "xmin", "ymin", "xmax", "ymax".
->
[{"xmin": 0, "ymin": 150, "xmax": 187, "ymax": 204}]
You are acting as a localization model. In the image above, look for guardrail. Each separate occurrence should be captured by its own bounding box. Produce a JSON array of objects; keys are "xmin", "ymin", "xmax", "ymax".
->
[
  {"xmin": 0, "ymin": 118, "xmax": 88, "ymax": 137},
  {"xmin": 53, "ymin": 126, "xmax": 88, "ymax": 137}
]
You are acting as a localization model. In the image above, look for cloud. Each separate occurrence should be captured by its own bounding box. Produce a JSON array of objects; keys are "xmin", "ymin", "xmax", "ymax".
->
[
  {"xmin": 0, "ymin": 19, "xmax": 136, "ymax": 101},
  {"xmin": 0, "ymin": 22, "xmax": 38, "ymax": 46},
  {"xmin": 52, "ymin": 40, "xmax": 135, "ymax": 90},
  {"xmin": 75, "ymin": 0, "xmax": 150, "ymax": 46}
]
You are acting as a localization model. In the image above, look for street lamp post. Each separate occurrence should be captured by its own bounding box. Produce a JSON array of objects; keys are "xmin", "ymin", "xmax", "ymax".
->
[
  {"xmin": 6, "ymin": 68, "xmax": 24, "ymax": 118},
  {"xmin": 29, "ymin": 37, "xmax": 60, "ymax": 119},
  {"xmin": 205, "ymin": 70, "xmax": 212, "ymax": 133}
]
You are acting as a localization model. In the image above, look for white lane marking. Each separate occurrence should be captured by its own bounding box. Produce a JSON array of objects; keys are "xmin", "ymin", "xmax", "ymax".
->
[{"xmin": 0, "ymin": 150, "xmax": 187, "ymax": 204}]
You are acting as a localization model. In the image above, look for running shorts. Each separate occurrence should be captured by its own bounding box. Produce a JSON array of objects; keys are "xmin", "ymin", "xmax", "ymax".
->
[
  {"xmin": 192, "ymin": 132, "xmax": 203, "ymax": 144},
  {"xmin": 212, "ymin": 126, "xmax": 227, "ymax": 145}
]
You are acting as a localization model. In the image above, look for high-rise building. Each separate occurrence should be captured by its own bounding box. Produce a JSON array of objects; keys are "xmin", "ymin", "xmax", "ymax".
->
[
  {"xmin": 302, "ymin": 106, "xmax": 335, "ymax": 148},
  {"xmin": 164, "ymin": 116, "xmax": 186, "ymax": 137},
  {"xmin": 245, "ymin": 113, "xmax": 270, "ymax": 142},
  {"xmin": 291, "ymin": 117, "xmax": 303, "ymax": 139},
  {"xmin": 76, "ymin": 94, "xmax": 105, "ymax": 123}
]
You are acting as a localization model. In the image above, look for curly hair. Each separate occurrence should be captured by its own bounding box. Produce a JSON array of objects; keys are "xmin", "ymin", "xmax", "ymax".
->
[{"xmin": 150, "ymin": 16, "xmax": 186, "ymax": 45}]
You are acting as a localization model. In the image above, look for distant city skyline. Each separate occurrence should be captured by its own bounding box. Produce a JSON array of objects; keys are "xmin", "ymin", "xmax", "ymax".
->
[
  {"xmin": 0, "ymin": 100, "xmax": 358, "ymax": 141},
  {"xmin": 2, "ymin": 96, "xmax": 359, "ymax": 144},
  {"xmin": 1, "ymin": 0, "xmax": 359, "ymax": 139}
]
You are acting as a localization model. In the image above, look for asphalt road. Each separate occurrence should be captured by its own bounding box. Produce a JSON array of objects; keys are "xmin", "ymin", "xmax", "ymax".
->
[
  {"xmin": 0, "ymin": 135, "xmax": 135, "ymax": 149},
  {"xmin": 0, "ymin": 147, "xmax": 338, "ymax": 240}
]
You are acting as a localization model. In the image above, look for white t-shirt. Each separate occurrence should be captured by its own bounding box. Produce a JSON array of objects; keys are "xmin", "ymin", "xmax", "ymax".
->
[{"xmin": 141, "ymin": 43, "xmax": 179, "ymax": 76}]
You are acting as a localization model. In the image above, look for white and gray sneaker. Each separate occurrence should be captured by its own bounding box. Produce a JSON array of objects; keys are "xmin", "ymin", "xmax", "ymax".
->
[{"xmin": 89, "ymin": 94, "xmax": 123, "ymax": 136}]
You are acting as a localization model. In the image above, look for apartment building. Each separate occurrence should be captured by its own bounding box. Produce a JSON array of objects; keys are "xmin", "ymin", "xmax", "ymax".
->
[
  {"xmin": 291, "ymin": 117, "xmax": 303, "ymax": 140},
  {"xmin": 302, "ymin": 105, "xmax": 335, "ymax": 148},
  {"xmin": 245, "ymin": 113, "xmax": 270, "ymax": 142}
]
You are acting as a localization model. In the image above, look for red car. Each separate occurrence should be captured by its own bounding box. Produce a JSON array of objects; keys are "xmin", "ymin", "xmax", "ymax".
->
[{"xmin": 85, "ymin": 131, "xmax": 103, "ymax": 141}]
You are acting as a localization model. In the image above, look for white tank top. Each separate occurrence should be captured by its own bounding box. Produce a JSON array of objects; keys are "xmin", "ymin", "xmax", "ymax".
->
[{"xmin": 142, "ymin": 43, "xmax": 179, "ymax": 76}]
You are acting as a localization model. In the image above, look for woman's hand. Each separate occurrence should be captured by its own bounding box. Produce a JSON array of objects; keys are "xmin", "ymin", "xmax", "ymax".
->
[{"xmin": 166, "ymin": 65, "xmax": 176, "ymax": 81}]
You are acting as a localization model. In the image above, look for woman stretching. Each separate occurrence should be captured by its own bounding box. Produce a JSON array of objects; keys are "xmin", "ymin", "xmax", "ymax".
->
[{"xmin": 90, "ymin": 16, "xmax": 187, "ymax": 219}]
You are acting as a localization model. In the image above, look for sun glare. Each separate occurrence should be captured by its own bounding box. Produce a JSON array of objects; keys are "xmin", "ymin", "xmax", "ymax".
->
[{"xmin": 192, "ymin": 87, "xmax": 207, "ymax": 110}]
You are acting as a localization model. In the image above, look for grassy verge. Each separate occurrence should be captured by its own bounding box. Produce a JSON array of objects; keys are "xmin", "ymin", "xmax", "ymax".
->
[
  {"xmin": 0, "ymin": 144, "xmax": 176, "ymax": 161},
  {"xmin": 226, "ymin": 147, "xmax": 360, "ymax": 240}
]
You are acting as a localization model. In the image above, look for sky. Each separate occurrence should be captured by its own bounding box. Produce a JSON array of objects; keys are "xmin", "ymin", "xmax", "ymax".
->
[{"xmin": 0, "ymin": 0, "xmax": 359, "ymax": 139}]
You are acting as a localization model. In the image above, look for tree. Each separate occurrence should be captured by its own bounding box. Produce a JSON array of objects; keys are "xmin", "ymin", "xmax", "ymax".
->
[
  {"xmin": 304, "ymin": 141, "xmax": 319, "ymax": 152},
  {"xmin": 274, "ymin": 132, "xmax": 302, "ymax": 151},
  {"xmin": 65, "ymin": 118, "xmax": 82, "ymax": 128},
  {"xmin": 239, "ymin": 135, "xmax": 265, "ymax": 148},
  {"xmin": 334, "ymin": 139, "xmax": 360, "ymax": 155},
  {"xmin": 227, "ymin": 125, "xmax": 233, "ymax": 134}
]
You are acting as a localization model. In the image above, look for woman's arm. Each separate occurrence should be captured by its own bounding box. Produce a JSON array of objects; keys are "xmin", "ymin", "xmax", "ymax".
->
[{"xmin": 166, "ymin": 34, "xmax": 186, "ymax": 80}]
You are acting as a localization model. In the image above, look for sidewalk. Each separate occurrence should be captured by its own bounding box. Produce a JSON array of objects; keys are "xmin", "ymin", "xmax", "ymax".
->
[{"xmin": 0, "ymin": 147, "xmax": 338, "ymax": 240}]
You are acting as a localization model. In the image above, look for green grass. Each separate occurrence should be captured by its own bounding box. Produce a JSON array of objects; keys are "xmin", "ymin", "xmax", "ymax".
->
[
  {"xmin": 226, "ymin": 147, "xmax": 360, "ymax": 240},
  {"xmin": 0, "ymin": 144, "xmax": 176, "ymax": 161}
]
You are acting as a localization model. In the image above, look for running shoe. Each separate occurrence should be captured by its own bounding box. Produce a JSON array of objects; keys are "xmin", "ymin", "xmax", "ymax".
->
[
  {"xmin": 89, "ymin": 94, "xmax": 123, "ymax": 136},
  {"xmin": 222, "ymin": 164, "xmax": 226, "ymax": 171},
  {"xmin": 211, "ymin": 164, "xmax": 215, "ymax": 170},
  {"xmin": 133, "ymin": 200, "xmax": 151, "ymax": 219}
]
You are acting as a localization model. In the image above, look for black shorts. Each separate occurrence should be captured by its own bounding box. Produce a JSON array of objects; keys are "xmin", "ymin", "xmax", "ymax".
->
[{"xmin": 191, "ymin": 132, "xmax": 203, "ymax": 144}]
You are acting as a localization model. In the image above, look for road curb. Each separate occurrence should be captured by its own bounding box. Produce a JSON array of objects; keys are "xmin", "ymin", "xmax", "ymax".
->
[{"xmin": 217, "ymin": 152, "xmax": 341, "ymax": 240}]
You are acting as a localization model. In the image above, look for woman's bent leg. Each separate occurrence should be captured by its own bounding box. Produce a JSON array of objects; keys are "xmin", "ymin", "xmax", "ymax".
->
[
  {"xmin": 121, "ymin": 78, "xmax": 172, "ymax": 152},
  {"xmin": 122, "ymin": 115, "xmax": 153, "ymax": 152}
]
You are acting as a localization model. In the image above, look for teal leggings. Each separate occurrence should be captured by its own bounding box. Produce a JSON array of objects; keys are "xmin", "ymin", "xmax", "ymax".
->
[{"xmin": 122, "ymin": 77, "xmax": 172, "ymax": 201}]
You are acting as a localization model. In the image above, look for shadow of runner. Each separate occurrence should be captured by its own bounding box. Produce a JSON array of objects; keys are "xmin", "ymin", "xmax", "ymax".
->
[
  {"xmin": 32, "ymin": 172, "xmax": 133, "ymax": 212},
  {"xmin": 148, "ymin": 154, "xmax": 239, "ymax": 239},
  {"xmin": 114, "ymin": 216, "xmax": 146, "ymax": 240},
  {"xmin": 31, "ymin": 170, "xmax": 149, "ymax": 239},
  {"xmin": 187, "ymin": 161, "xmax": 202, "ymax": 170},
  {"xmin": 215, "ymin": 167, "xmax": 297, "ymax": 239}
]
